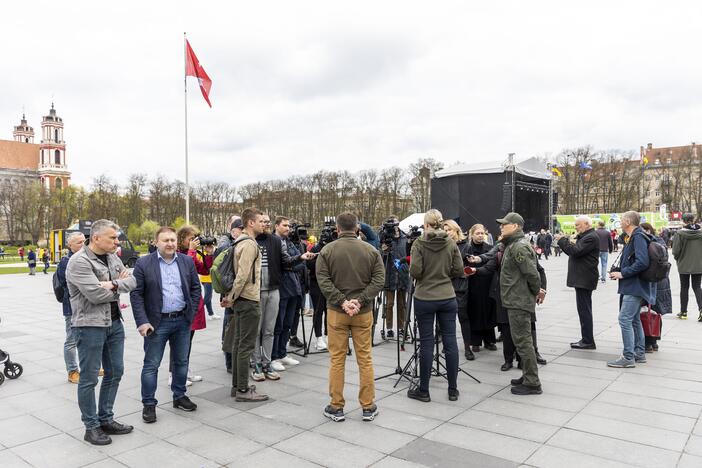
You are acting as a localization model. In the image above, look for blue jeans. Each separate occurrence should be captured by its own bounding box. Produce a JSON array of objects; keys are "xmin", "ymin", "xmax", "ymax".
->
[
  {"xmin": 202, "ymin": 282, "xmax": 214, "ymax": 315},
  {"xmin": 273, "ymin": 296, "xmax": 300, "ymax": 360},
  {"xmin": 415, "ymin": 298, "xmax": 459, "ymax": 393},
  {"xmin": 618, "ymin": 295, "xmax": 645, "ymax": 361},
  {"xmin": 75, "ymin": 320, "xmax": 125, "ymax": 430},
  {"xmin": 599, "ymin": 252, "xmax": 609, "ymax": 281},
  {"xmin": 64, "ymin": 316, "xmax": 79, "ymax": 373},
  {"xmin": 141, "ymin": 315, "xmax": 191, "ymax": 406}
]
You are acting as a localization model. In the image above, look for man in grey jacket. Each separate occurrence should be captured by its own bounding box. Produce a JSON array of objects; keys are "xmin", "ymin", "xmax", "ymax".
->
[{"xmin": 67, "ymin": 220, "xmax": 136, "ymax": 446}]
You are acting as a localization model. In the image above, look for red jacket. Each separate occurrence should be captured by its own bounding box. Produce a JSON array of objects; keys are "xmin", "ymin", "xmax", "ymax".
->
[{"xmin": 180, "ymin": 248, "xmax": 206, "ymax": 331}]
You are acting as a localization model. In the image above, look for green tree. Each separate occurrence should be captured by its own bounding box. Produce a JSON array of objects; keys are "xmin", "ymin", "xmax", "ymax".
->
[
  {"xmin": 127, "ymin": 223, "xmax": 142, "ymax": 245},
  {"xmin": 139, "ymin": 219, "xmax": 159, "ymax": 242},
  {"xmin": 173, "ymin": 216, "xmax": 186, "ymax": 230}
]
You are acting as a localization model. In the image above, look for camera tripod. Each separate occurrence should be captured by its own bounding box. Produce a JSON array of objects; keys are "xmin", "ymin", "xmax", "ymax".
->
[
  {"xmin": 374, "ymin": 284, "xmax": 415, "ymax": 385},
  {"xmin": 291, "ymin": 294, "xmax": 352, "ymax": 358},
  {"xmin": 394, "ymin": 291, "xmax": 480, "ymax": 389}
]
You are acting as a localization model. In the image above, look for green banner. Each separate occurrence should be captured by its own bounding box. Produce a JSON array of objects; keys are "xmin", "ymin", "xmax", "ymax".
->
[{"xmin": 555, "ymin": 212, "xmax": 667, "ymax": 235}]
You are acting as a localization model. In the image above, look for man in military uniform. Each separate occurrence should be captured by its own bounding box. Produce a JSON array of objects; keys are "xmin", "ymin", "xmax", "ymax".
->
[{"xmin": 497, "ymin": 213, "xmax": 544, "ymax": 395}]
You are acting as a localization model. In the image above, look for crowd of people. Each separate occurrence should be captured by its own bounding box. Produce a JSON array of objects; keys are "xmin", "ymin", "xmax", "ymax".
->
[{"xmin": 52, "ymin": 207, "xmax": 702, "ymax": 444}]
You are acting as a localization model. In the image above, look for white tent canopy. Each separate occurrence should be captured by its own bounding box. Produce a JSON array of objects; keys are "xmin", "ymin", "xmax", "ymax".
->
[
  {"xmin": 435, "ymin": 156, "xmax": 551, "ymax": 180},
  {"xmin": 399, "ymin": 213, "xmax": 425, "ymax": 234}
]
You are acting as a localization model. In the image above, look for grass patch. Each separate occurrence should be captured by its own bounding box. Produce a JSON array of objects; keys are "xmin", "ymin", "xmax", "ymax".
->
[{"xmin": 0, "ymin": 267, "xmax": 57, "ymax": 275}]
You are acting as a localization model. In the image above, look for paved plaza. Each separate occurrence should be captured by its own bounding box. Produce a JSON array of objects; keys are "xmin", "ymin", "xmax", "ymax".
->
[{"xmin": 0, "ymin": 255, "xmax": 701, "ymax": 467}]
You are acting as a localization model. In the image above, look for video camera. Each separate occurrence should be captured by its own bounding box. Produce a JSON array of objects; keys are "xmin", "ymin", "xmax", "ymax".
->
[
  {"xmin": 380, "ymin": 219, "xmax": 399, "ymax": 246},
  {"xmin": 319, "ymin": 217, "xmax": 338, "ymax": 245},
  {"xmin": 197, "ymin": 235, "xmax": 217, "ymax": 246},
  {"xmin": 289, "ymin": 222, "xmax": 311, "ymax": 244},
  {"xmin": 406, "ymin": 225, "xmax": 422, "ymax": 246}
]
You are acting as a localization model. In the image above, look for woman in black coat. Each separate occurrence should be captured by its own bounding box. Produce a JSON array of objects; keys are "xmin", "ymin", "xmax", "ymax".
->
[
  {"xmin": 442, "ymin": 220, "xmax": 473, "ymax": 360},
  {"xmin": 465, "ymin": 224, "xmax": 497, "ymax": 353},
  {"xmin": 641, "ymin": 223, "xmax": 672, "ymax": 352}
]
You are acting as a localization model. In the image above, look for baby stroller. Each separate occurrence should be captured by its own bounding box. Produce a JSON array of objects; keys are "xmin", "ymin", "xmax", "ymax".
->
[{"xmin": 0, "ymin": 318, "xmax": 23, "ymax": 386}]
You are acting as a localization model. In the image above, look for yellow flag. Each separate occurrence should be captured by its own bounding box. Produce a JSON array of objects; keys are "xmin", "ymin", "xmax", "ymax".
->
[{"xmin": 551, "ymin": 167, "xmax": 563, "ymax": 177}]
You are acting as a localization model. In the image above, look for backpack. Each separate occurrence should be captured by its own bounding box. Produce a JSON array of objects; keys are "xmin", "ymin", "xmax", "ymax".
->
[
  {"xmin": 639, "ymin": 234, "xmax": 671, "ymax": 283},
  {"xmin": 210, "ymin": 238, "xmax": 258, "ymax": 294},
  {"xmin": 52, "ymin": 272, "xmax": 64, "ymax": 302}
]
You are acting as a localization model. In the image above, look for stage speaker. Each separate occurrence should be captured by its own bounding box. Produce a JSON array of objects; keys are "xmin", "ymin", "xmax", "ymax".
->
[
  {"xmin": 552, "ymin": 192, "xmax": 559, "ymax": 214},
  {"xmin": 502, "ymin": 184, "xmax": 512, "ymax": 211}
]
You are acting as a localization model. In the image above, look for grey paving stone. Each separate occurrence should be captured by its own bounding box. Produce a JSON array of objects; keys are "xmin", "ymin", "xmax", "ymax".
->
[
  {"xmin": 471, "ymin": 397, "xmax": 575, "ymax": 426},
  {"xmin": 525, "ymin": 445, "xmax": 637, "ymax": 468},
  {"xmin": 196, "ymin": 384, "xmax": 276, "ymax": 410},
  {"xmin": 165, "ymin": 424, "xmax": 264, "ymax": 465},
  {"xmin": 0, "ymin": 449, "xmax": 33, "ymax": 467},
  {"xmin": 424, "ymin": 423, "xmax": 540, "ymax": 463},
  {"xmin": 594, "ymin": 390, "xmax": 702, "ymax": 419},
  {"xmin": 451, "ymin": 409, "xmax": 560, "ymax": 443},
  {"xmin": 249, "ymin": 399, "xmax": 330, "ymax": 430},
  {"xmin": 231, "ymin": 447, "xmax": 322, "ymax": 468},
  {"xmin": 211, "ymin": 411, "xmax": 304, "ymax": 445},
  {"xmin": 370, "ymin": 455, "xmax": 430, "ymax": 468},
  {"xmin": 565, "ymin": 413, "xmax": 689, "ymax": 451},
  {"xmin": 608, "ymin": 381, "xmax": 702, "ymax": 405},
  {"xmin": 11, "ymin": 433, "xmax": 107, "ymax": 468},
  {"xmin": 114, "ymin": 440, "xmax": 218, "ymax": 468},
  {"xmin": 582, "ymin": 401, "xmax": 697, "ymax": 433},
  {"xmin": 685, "ymin": 434, "xmax": 702, "ymax": 457},
  {"xmin": 81, "ymin": 459, "xmax": 130, "ymax": 468},
  {"xmin": 492, "ymin": 387, "xmax": 590, "ymax": 412},
  {"xmin": 391, "ymin": 437, "xmax": 517, "ymax": 468},
  {"xmin": 678, "ymin": 453, "xmax": 702, "ymax": 468},
  {"xmin": 67, "ymin": 427, "xmax": 158, "ymax": 457},
  {"xmin": 274, "ymin": 431, "xmax": 386, "ymax": 468},
  {"xmin": 378, "ymin": 392, "xmax": 467, "ymax": 420},
  {"xmin": 117, "ymin": 406, "xmax": 202, "ymax": 439},
  {"xmin": 0, "ymin": 414, "xmax": 61, "ymax": 448},
  {"xmin": 313, "ymin": 417, "xmax": 416, "ymax": 454},
  {"xmin": 546, "ymin": 428, "xmax": 680, "ymax": 468},
  {"xmin": 365, "ymin": 406, "xmax": 444, "ymax": 437}
]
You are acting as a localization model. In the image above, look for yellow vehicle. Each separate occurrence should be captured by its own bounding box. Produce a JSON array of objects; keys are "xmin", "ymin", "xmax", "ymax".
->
[{"xmin": 49, "ymin": 220, "xmax": 139, "ymax": 266}]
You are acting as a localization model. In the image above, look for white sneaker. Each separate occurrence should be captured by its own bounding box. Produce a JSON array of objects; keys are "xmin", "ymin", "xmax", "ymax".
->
[
  {"xmin": 169, "ymin": 374, "xmax": 193, "ymax": 386},
  {"xmin": 209, "ymin": 313, "xmax": 221, "ymax": 320},
  {"xmin": 316, "ymin": 336, "xmax": 327, "ymax": 350},
  {"xmin": 271, "ymin": 360, "xmax": 286, "ymax": 372},
  {"xmin": 188, "ymin": 369, "xmax": 203, "ymax": 382},
  {"xmin": 280, "ymin": 356, "xmax": 300, "ymax": 366}
]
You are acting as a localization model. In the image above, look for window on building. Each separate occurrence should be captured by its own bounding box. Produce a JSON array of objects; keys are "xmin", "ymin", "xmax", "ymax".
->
[
  {"xmin": 55, "ymin": 149, "xmax": 61, "ymax": 165},
  {"xmin": 55, "ymin": 178, "xmax": 62, "ymax": 190},
  {"xmin": 655, "ymin": 191, "xmax": 660, "ymax": 196},
  {"xmin": 54, "ymin": 129, "xmax": 59, "ymax": 142}
]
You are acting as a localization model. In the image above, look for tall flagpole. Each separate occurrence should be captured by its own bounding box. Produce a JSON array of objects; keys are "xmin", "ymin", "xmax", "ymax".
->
[{"xmin": 183, "ymin": 32, "xmax": 190, "ymax": 224}]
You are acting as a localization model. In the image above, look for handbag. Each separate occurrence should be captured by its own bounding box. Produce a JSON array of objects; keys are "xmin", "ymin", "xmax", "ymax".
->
[{"xmin": 640, "ymin": 304, "xmax": 661, "ymax": 338}]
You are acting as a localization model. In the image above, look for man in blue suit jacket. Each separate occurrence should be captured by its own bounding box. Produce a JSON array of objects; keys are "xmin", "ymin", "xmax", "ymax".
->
[{"xmin": 130, "ymin": 226, "xmax": 201, "ymax": 423}]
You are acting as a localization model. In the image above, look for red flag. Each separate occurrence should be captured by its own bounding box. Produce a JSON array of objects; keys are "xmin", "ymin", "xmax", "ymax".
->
[{"xmin": 185, "ymin": 39, "xmax": 212, "ymax": 107}]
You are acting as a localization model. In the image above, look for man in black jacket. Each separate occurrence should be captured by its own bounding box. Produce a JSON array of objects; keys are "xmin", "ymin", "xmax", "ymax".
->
[
  {"xmin": 595, "ymin": 221, "xmax": 614, "ymax": 283},
  {"xmin": 555, "ymin": 216, "xmax": 600, "ymax": 349}
]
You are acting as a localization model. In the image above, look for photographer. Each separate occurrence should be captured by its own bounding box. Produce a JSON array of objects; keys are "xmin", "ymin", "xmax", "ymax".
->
[
  {"xmin": 408, "ymin": 209, "xmax": 464, "ymax": 403},
  {"xmin": 379, "ymin": 216, "xmax": 410, "ymax": 338},
  {"xmin": 288, "ymin": 221, "xmax": 312, "ymax": 349},
  {"xmin": 193, "ymin": 235, "xmax": 218, "ymax": 320}
]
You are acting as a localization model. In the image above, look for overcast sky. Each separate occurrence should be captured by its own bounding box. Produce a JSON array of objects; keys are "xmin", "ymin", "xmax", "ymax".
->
[{"xmin": 3, "ymin": 1, "xmax": 701, "ymax": 188}]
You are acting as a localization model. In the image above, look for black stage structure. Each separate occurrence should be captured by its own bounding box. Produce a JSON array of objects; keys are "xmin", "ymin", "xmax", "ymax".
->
[{"xmin": 431, "ymin": 156, "xmax": 556, "ymax": 233}]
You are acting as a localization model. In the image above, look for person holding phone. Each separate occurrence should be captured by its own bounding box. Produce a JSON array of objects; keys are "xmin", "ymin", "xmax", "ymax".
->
[{"xmin": 130, "ymin": 226, "xmax": 202, "ymax": 424}]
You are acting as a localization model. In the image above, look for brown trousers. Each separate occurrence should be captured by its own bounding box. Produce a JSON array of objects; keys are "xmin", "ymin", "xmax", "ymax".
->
[
  {"xmin": 384, "ymin": 289, "xmax": 407, "ymax": 330},
  {"xmin": 327, "ymin": 309, "xmax": 375, "ymax": 409}
]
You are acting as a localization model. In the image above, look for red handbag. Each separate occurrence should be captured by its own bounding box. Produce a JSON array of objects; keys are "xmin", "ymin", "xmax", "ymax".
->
[{"xmin": 640, "ymin": 305, "xmax": 661, "ymax": 338}]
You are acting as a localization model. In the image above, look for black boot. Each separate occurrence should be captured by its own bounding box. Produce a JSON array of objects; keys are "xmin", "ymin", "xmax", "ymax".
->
[
  {"xmin": 84, "ymin": 428, "xmax": 112, "ymax": 446},
  {"xmin": 465, "ymin": 348, "xmax": 475, "ymax": 361}
]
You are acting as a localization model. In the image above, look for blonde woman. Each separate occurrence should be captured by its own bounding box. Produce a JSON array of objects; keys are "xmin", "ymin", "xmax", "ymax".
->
[
  {"xmin": 442, "ymin": 220, "xmax": 474, "ymax": 360},
  {"xmin": 408, "ymin": 209, "xmax": 464, "ymax": 402}
]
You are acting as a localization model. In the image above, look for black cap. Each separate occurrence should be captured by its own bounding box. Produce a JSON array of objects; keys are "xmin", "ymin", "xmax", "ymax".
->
[
  {"xmin": 231, "ymin": 219, "xmax": 243, "ymax": 230},
  {"xmin": 496, "ymin": 212, "xmax": 525, "ymax": 226}
]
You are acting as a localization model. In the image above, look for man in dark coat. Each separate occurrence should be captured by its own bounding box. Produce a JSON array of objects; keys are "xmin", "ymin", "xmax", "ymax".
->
[
  {"xmin": 555, "ymin": 216, "xmax": 600, "ymax": 349},
  {"xmin": 379, "ymin": 217, "xmax": 410, "ymax": 339}
]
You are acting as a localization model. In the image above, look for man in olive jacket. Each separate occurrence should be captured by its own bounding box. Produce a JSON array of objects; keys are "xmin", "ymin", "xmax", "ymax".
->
[
  {"xmin": 316, "ymin": 212, "xmax": 385, "ymax": 423},
  {"xmin": 672, "ymin": 213, "xmax": 702, "ymax": 320},
  {"xmin": 498, "ymin": 212, "xmax": 543, "ymax": 396},
  {"xmin": 555, "ymin": 216, "xmax": 600, "ymax": 349}
]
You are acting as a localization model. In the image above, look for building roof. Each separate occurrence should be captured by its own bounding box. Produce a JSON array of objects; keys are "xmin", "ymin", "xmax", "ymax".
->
[
  {"xmin": 0, "ymin": 139, "xmax": 40, "ymax": 170},
  {"xmin": 435, "ymin": 156, "xmax": 552, "ymax": 180}
]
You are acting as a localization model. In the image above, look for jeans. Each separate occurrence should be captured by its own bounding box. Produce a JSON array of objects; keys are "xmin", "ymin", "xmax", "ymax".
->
[
  {"xmin": 680, "ymin": 273, "xmax": 702, "ymax": 313},
  {"xmin": 253, "ymin": 289, "xmax": 280, "ymax": 366},
  {"xmin": 415, "ymin": 298, "xmax": 458, "ymax": 393},
  {"xmin": 75, "ymin": 320, "xmax": 125, "ymax": 430},
  {"xmin": 327, "ymin": 309, "xmax": 375, "ymax": 409},
  {"xmin": 273, "ymin": 296, "xmax": 300, "ymax": 360},
  {"xmin": 618, "ymin": 295, "xmax": 645, "ymax": 361},
  {"xmin": 202, "ymin": 282, "xmax": 214, "ymax": 315},
  {"xmin": 142, "ymin": 315, "xmax": 191, "ymax": 406},
  {"xmin": 575, "ymin": 288, "xmax": 594, "ymax": 344},
  {"xmin": 599, "ymin": 252, "xmax": 609, "ymax": 281},
  {"xmin": 222, "ymin": 307, "xmax": 233, "ymax": 370},
  {"xmin": 64, "ymin": 316, "xmax": 79, "ymax": 373}
]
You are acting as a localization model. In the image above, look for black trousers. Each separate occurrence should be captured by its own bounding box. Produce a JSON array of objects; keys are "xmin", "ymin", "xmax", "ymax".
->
[
  {"xmin": 502, "ymin": 322, "xmax": 539, "ymax": 363},
  {"xmin": 680, "ymin": 273, "xmax": 702, "ymax": 313},
  {"xmin": 471, "ymin": 329, "xmax": 496, "ymax": 347},
  {"xmin": 575, "ymin": 288, "xmax": 594, "ymax": 344},
  {"xmin": 309, "ymin": 280, "xmax": 327, "ymax": 338}
]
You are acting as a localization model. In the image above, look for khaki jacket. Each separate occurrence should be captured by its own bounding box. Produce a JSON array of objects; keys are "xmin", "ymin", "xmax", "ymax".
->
[
  {"xmin": 499, "ymin": 230, "xmax": 541, "ymax": 314},
  {"xmin": 316, "ymin": 233, "xmax": 385, "ymax": 313},
  {"xmin": 225, "ymin": 234, "xmax": 261, "ymax": 303}
]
